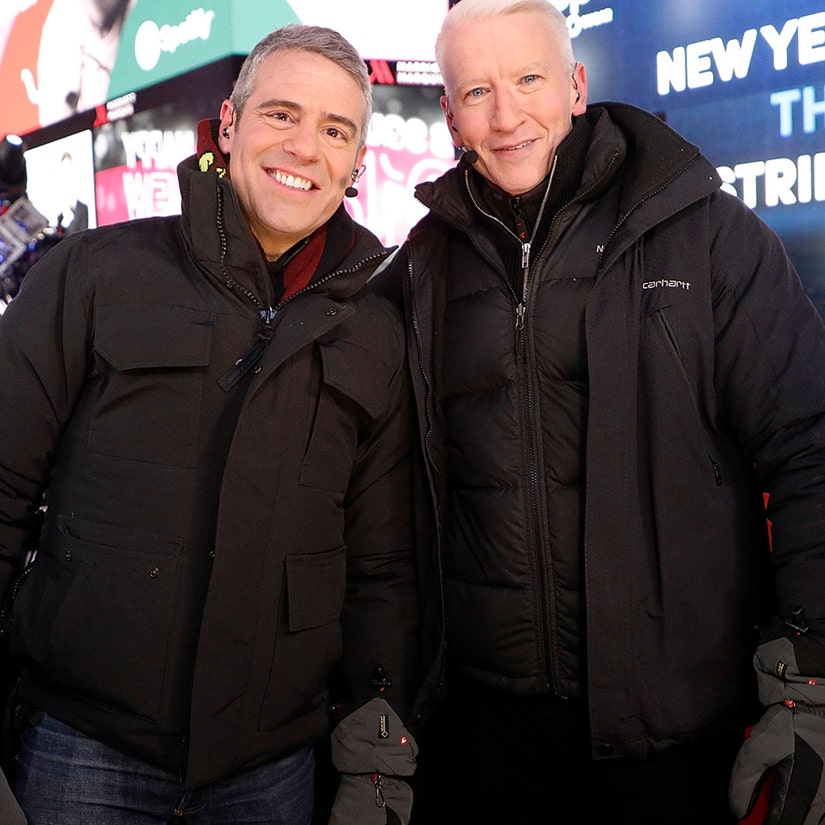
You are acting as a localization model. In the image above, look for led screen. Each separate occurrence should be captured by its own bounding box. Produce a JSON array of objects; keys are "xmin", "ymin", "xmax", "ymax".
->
[
  {"xmin": 0, "ymin": 0, "xmax": 449, "ymax": 137},
  {"xmin": 564, "ymin": 0, "xmax": 825, "ymax": 313},
  {"xmin": 5, "ymin": 1, "xmax": 824, "ymax": 312},
  {"xmin": 93, "ymin": 104, "xmax": 196, "ymax": 225},
  {"xmin": 24, "ymin": 129, "xmax": 97, "ymax": 233},
  {"xmin": 347, "ymin": 85, "xmax": 455, "ymax": 249}
]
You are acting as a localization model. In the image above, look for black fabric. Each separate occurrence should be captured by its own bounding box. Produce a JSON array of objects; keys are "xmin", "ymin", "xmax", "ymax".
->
[
  {"xmin": 399, "ymin": 101, "xmax": 825, "ymax": 763},
  {"xmin": 0, "ymin": 147, "xmax": 419, "ymax": 787},
  {"xmin": 412, "ymin": 679, "xmax": 740, "ymax": 825}
]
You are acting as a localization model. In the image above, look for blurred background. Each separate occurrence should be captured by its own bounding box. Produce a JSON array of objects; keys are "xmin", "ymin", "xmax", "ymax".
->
[{"xmin": 1, "ymin": 0, "xmax": 823, "ymax": 314}]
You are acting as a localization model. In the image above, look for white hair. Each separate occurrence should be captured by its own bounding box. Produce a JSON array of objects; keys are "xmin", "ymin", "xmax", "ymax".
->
[{"xmin": 436, "ymin": 0, "xmax": 576, "ymax": 86}]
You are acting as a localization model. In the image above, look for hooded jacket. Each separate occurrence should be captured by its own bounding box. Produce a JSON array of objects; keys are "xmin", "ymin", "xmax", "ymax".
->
[
  {"xmin": 398, "ymin": 103, "xmax": 825, "ymax": 759},
  {"xmin": 0, "ymin": 121, "xmax": 418, "ymax": 786}
]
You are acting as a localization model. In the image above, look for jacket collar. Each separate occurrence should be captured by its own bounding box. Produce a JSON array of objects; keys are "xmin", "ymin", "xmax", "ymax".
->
[
  {"xmin": 176, "ymin": 119, "xmax": 391, "ymax": 307},
  {"xmin": 413, "ymin": 103, "xmax": 720, "ymax": 237}
]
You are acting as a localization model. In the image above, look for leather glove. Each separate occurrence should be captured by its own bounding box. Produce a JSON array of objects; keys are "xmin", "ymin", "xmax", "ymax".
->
[
  {"xmin": 729, "ymin": 614, "xmax": 825, "ymax": 825},
  {"xmin": 329, "ymin": 697, "xmax": 418, "ymax": 825}
]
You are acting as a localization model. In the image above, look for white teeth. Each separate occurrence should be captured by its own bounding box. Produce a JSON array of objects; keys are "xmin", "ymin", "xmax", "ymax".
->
[{"xmin": 272, "ymin": 169, "xmax": 312, "ymax": 190}]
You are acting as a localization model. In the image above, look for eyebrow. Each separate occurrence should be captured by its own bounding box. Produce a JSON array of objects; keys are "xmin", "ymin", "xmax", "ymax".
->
[
  {"xmin": 258, "ymin": 98, "xmax": 359, "ymax": 137},
  {"xmin": 456, "ymin": 62, "xmax": 553, "ymax": 90}
]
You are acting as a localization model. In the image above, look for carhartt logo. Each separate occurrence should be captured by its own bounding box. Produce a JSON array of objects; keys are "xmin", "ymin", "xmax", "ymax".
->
[{"xmin": 642, "ymin": 278, "xmax": 691, "ymax": 290}]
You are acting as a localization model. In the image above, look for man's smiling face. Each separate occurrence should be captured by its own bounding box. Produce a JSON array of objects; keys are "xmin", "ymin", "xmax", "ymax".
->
[
  {"xmin": 219, "ymin": 48, "xmax": 367, "ymax": 259},
  {"xmin": 440, "ymin": 10, "xmax": 586, "ymax": 196}
]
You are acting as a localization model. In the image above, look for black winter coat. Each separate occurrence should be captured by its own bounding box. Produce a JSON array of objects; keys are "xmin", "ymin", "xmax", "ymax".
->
[
  {"xmin": 399, "ymin": 103, "xmax": 825, "ymax": 759},
  {"xmin": 0, "ymin": 146, "xmax": 418, "ymax": 786}
]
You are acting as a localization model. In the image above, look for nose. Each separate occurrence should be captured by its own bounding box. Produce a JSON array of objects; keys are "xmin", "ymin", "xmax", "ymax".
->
[
  {"xmin": 490, "ymin": 87, "xmax": 523, "ymax": 132},
  {"xmin": 282, "ymin": 121, "xmax": 319, "ymax": 162}
]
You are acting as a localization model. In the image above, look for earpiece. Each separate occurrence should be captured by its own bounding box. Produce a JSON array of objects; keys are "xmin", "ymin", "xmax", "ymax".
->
[{"xmin": 345, "ymin": 164, "xmax": 365, "ymax": 198}]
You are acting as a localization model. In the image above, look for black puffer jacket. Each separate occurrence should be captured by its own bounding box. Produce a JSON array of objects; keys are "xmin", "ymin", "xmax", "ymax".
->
[
  {"xmin": 399, "ymin": 103, "xmax": 825, "ymax": 759},
  {"xmin": 0, "ymin": 127, "xmax": 418, "ymax": 786}
]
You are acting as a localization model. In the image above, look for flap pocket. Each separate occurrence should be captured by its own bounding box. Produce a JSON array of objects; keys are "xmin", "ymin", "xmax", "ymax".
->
[
  {"xmin": 13, "ymin": 516, "xmax": 183, "ymax": 718},
  {"xmin": 90, "ymin": 305, "xmax": 213, "ymax": 466},
  {"xmin": 318, "ymin": 340, "xmax": 390, "ymax": 420},
  {"xmin": 95, "ymin": 304, "xmax": 213, "ymax": 369},
  {"xmin": 285, "ymin": 546, "xmax": 346, "ymax": 632}
]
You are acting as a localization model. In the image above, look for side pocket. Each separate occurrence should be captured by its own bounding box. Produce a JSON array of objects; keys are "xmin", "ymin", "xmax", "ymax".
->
[
  {"xmin": 653, "ymin": 307, "xmax": 682, "ymax": 362},
  {"xmin": 258, "ymin": 546, "xmax": 346, "ymax": 731},
  {"xmin": 90, "ymin": 304, "xmax": 213, "ymax": 467},
  {"xmin": 285, "ymin": 546, "xmax": 347, "ymax": 632},
  {"xmin": 299, "ymin": 340, "xmax": 390, "ymax": 492},
  {"xmin": 12, "ymin": 516, "xmax": 183, "ymax": 720}
]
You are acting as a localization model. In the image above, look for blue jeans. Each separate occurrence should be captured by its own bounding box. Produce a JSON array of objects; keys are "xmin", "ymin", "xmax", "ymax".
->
[{"xmin": 14, "ymin": 714, "xmax": 315, "ymax": 825}]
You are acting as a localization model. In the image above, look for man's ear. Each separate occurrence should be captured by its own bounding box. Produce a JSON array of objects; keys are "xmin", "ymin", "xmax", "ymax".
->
[
  {"xmin": 572, "ymin": 61, "xmax": 588, "ymax": 115},
  {"xmin": 218, "ymin": 100, "xmax": 235, "ymax": 152},
  {"xmin": 441, "ymin": 95, "xmax": 461, "ymax": 148}
]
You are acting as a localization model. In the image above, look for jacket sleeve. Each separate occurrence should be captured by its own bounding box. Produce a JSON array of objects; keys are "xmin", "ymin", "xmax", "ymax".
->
[
  {"xmin": 709, "ymin": 190, "xmax": 825, "ymax": 619},
  {"xmin": 333, "ymin": 292, "xmax": 420, "ymax": 724},
  {"xmin": 0, "ymin": 235, "xmax": 92, "ymax": 599}
]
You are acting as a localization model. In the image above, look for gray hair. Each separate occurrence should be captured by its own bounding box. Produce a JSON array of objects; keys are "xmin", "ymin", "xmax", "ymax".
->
[
  {"xmin": 436, "ymin": 0, "xmax": 575, "ymax": 87},
  {"xmin": 229, "ymin": 24, "xmax": 373, "ymax": 148}
]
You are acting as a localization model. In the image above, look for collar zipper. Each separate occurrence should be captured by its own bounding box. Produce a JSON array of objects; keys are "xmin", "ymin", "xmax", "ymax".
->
[
  {"xmin": 465, "ymin": 156, "xmax": 558, "ymax": 330},
  {"xmin": 213, "ymin": 183, "xmax": 389, "ymax": 390}
]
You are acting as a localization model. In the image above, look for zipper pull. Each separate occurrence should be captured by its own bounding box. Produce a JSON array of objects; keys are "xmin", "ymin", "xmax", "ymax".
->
[
  {"xmin": 515, "ymin": 302, "xmax": 526, "ymax": 331},
  {"xmin": 521, "ymin": 241, "xmax": 531, "ymax": 272},
  {"xmin": 218, "ymin": 307, "xmax": 277, "ymax": 391},
  {"xmin": 371, "ymin": 773, "xmax": 386, "ymax": 808}
]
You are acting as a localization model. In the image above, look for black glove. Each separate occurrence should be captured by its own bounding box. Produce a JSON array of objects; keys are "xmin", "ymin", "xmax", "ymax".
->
[
  {"xmin": 729, "ymin": 614, "xmax": 825, "ymax": 825},
  {"xmin": 329, "ymin": 697, "xmax": 418, "ymax": 825}
]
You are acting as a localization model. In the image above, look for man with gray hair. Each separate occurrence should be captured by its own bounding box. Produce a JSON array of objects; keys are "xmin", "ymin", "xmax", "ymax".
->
[
  {"xmin": 394, "ymin": 0, "xmax": 825, "ymax": 822},
  {"xmin": 0, "ymin": 23, "xmax": 420, "ymax": 825}
]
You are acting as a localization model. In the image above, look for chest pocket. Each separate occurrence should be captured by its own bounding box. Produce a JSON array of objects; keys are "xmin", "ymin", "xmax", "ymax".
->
[
  {"xmin": 90, "ymin": 304, "xmax": 213, "ymax": 467},
  {"xmin": 299, "ymin": 338, "xmax": 390, "ymax": 493}
]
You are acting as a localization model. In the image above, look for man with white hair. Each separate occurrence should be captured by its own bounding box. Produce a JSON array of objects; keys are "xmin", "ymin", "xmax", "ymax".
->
[{"xmin": 394, "ymin": 0, "xmax": 825, "ymax": 822}]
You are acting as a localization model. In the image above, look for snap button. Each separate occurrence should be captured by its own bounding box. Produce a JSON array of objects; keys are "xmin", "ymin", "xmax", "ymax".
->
[
  {"xmin": 325, "ymin": 307, "xmax": 338, "ymax": 316},
  {"xmin": 148, "ymin": 567, "xmax": 160, "ymax": 578}
]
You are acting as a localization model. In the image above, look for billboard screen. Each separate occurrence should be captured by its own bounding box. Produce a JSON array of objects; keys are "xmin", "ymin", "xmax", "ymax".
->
[
  {"xmin": 0, "ymin": 0, "xmax": 449, "ymax": 137},
  {"xmin": 3, "ymin": 1, "xmax": 823, "ymax": 312},
  {"xmin": 347, "ymin": 84, "xmax": 455, "ymax": 249},
  {"xmin": 24, "ymin": 129, "xmax": 97, "ymax": 232},
  {"xmin": 564, "ymin": 0, "xmax": 825, "ymax": 314}
]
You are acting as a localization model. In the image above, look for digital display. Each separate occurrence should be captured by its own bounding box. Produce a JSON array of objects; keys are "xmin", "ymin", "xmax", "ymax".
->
[
  {"xmin": 347, "ymin": 85, "xmax": 455, "ymax": 249},
  {"xmin": 564, "ymin": 0, "xmax": 825, "ymax": 313},
  {"xmin": 3, "ymin": 1, "xmax": 823, "ymax": 311},
  {"xmin": 24, "ymin": 130, "xmax": 97, "ymax": 233},
  {"xmin": 93, "ymin": 105, "xmax": 196, "ymax": 225},
  {"xmin": 0, "ymin": 0, "xmax": 450, "ymax": 137}
]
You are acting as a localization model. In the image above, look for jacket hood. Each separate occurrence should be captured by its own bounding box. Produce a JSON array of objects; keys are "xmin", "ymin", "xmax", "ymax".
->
[{"xmin": 175, "ymin": 119, "xmax": 392, "ymax": 307}]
